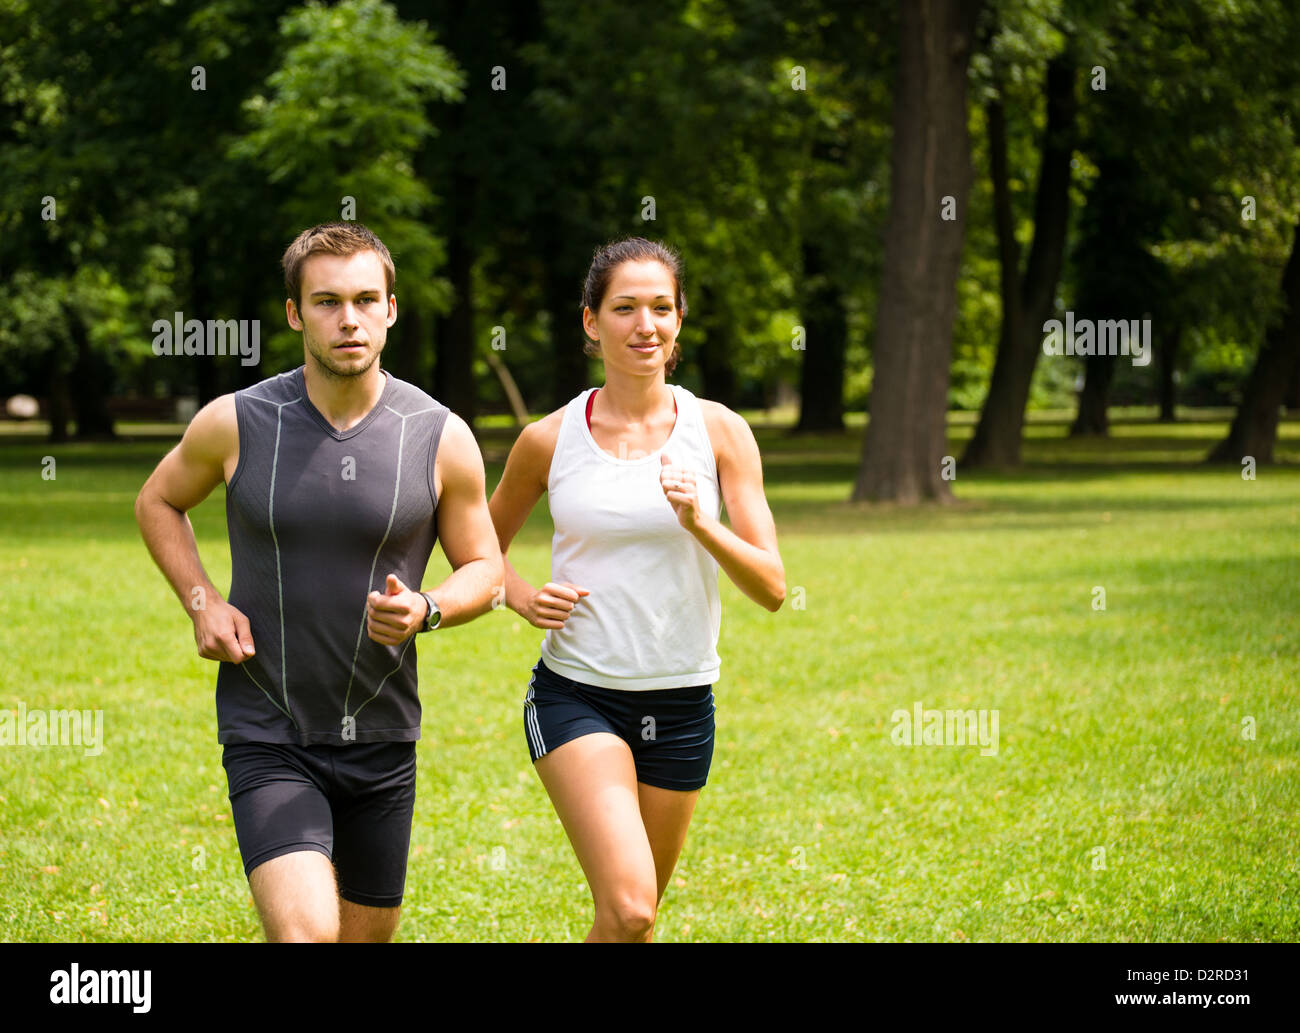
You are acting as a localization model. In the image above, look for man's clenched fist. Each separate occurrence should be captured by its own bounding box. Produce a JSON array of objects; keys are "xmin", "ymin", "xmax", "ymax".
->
[{"xmin": 366, "ymin": 573, "xmax": 428, "ymax": 646}]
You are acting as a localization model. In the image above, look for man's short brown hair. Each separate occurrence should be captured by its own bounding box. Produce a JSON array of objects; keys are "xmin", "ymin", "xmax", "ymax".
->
[{"xmin": 282, "ymin": 223, "xmax": 396, "ymax": 307}]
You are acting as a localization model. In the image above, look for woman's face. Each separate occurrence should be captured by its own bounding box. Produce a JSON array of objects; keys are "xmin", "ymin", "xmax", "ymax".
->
[{"xmin": 583, "ymin": 259, "xmax": 682, "ymax": 377}]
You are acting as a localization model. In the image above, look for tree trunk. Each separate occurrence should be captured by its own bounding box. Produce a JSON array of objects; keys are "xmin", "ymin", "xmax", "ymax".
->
[
  {"xmin": 1284, "ymin": 353, "xmax": 1300, "ymax": 412},
  {"xmin": 390, "ymin": 302, "xmax": 421, "ymax": 385},
  {"xmin": 1207, "ymin": 221, "xmax": 1300, "ymax": 464},
  {"xmin": 1070, "ymin": 353, "xmax": 1115, "ymax": 435},
  {"xmin": 794, "ymin": 238, "xmax": 847, "ymax": 432},
  {"xmin": 485, "ymin": 350, "xmax": 529, "ymax": 426},
  {"xmin": 47, "ymin": 354, "xmax": 70, "ymax": 444},
  {"xmin": 433, "ymin": 195, "xmax": 476, "ymax": 426},
  {"xmin": 960, "ymin": 52, "xmax": 1078, "ymax": 469},
  {"xmin": 236, "ymin": 242, "xmax": 265, "ymax": 388},
  {"xmin": 549, "ymin": 258, "xmax": 587, "ymax": 409},
  {"xmin": 1157, "ymin": 322, "xmax": 1180, "ymax": 422},
  {"xmin": 697, "ymin": 284, "xmax": 737, "ymax": 408},
  {"xmin": 190, "ymin": 228, "xmax": 218, "ymax": 407},
  {"xmin": 69, "ymin": 309, "xmax": 116, "ymax": 439},
  {"xmin": 852, "ymin": 0, "xmax": 982, "ymax": 503}
]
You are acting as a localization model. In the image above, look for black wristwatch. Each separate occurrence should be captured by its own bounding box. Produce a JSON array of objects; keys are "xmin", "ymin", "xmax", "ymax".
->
[{"xmin": 418, "ymin": 591, "xmax": 441, "ymax": 632}]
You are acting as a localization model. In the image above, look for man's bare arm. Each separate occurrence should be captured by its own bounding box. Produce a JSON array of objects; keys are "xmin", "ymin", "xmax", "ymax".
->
[
  {"xmin": 429, "ymin": 414, "xmax": 505, "ymax": 626},
  {"xmin": 366, "ymin": 413, "xmax": 504, "ymax": 643},
  {"xmin": 135, "ymin": 394, "xmax": 254, "ymax": 662}
]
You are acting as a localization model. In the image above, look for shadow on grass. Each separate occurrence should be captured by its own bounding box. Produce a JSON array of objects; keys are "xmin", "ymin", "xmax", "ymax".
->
[{"xmin": 3, "ymin": 418, "xmax": 1297, "ymax": 542}]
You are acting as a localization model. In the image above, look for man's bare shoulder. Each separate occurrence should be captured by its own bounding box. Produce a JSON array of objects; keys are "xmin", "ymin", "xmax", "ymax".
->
[
  {"xmin": 436, "ymin": 411, "xmax": 485, "ymax": 471},
  {"xmin": 184, "ymin": 393, "xmax": 239, "ymax": 464}
]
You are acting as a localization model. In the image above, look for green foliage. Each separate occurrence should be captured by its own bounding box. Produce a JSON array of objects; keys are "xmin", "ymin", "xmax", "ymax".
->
[
  {"xmin": 3, "ymin": 0, "xmax": 1300, "ymax": 418},
  {"xmin": 232, "ymin": 0, "xmax": 464, "ymax": 314}
]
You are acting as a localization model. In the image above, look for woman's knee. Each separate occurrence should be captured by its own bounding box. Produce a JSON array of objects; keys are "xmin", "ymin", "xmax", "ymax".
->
[{"xmin": 595, "ymin": 886, "xmax": 658, "ymax": 941}]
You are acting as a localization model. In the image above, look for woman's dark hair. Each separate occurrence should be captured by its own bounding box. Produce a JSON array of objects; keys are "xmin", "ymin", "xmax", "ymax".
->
[{"xmin": 581, "ymin": 237, "xmax": 687, "ymax": 375}]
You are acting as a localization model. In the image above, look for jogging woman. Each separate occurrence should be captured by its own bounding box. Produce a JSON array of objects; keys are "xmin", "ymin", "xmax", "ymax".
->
[{"xmin": 488, "ymin": 238, "xmax": 785, "ymax": 942}]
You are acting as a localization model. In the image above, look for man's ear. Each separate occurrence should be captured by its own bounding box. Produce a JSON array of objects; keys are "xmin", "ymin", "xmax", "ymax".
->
[
  {"xmin": 386, "ymin": 294, "xmax": 397, "ymax": 328},
  {"xmin": 286, "ymin": 297, "xmax": 303, "ymax": 331}
]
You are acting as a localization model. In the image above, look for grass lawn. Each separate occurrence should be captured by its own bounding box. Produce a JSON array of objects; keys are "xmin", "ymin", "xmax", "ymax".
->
[{"xmin": 0, "ymin": 408, "xmax": 1296, "ymax": 941}]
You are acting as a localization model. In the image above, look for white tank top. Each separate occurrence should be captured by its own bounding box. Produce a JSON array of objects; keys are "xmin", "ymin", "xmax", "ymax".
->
[{"xmin": 539, "ymin": 385, "xmax": 723, "ymax": 690}]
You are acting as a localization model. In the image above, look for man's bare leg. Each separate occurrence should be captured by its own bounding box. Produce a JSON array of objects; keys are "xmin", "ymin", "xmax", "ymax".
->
[
  {"xmin": 248, "ymin": 850, "xmax": 340, "ymax": 942},
  {"xmin": 338, "ymin": 898, "xmax": 401, "ymax": 942}
]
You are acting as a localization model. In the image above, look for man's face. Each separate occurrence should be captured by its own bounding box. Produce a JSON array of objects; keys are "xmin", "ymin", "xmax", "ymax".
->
[{"xmin": 287, "ymin": 250, "xmax": 396, "ymax": 379}]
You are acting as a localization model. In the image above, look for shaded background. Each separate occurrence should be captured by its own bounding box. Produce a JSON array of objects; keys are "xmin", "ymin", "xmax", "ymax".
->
[{"xmin": 2, "ymin": 0, "xmax": 1298, "ymax": 496}]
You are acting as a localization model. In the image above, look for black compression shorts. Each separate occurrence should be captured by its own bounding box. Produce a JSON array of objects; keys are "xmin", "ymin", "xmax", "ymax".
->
[{"xmin": 221, "ymin": 740, "xmax": 417, "ymax": 908}]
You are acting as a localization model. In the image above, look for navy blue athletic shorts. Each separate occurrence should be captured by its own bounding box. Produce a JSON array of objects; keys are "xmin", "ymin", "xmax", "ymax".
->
[
  {"xmin": 523, "ymin": 657, "xmax": 715, "ymax": 792},
  {"xmin": 220, "ymin": 740, "xmax": 417, "ymax": 908}
]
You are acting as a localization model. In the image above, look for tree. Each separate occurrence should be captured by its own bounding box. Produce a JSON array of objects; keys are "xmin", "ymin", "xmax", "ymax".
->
[
  {"xmin": 1206, "ymin": 222, "xmax": 1300, "ymax": 464},
  {"xmin": 960, "ymin": 35, "xmax": 1078, "ymax": 467},
  {"xmin": 785, "ymin": 0, "xmax": 894, "ymax": 433},
  {"xmin": 852, "ymin": 0, "xmax": 984, "ymax": 503},
  {"xmin": 231, "ymin": 0, "xmax": 462, "ymax": 392},
  {"xmin": 1064, "ymin": 0, "xmax": 1300, "ymax": 437}
]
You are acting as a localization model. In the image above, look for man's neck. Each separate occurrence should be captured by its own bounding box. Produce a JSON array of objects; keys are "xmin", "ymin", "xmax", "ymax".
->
[{"xmin": 302, "ymin": 360, "xmax": 387, "ymax": 432}]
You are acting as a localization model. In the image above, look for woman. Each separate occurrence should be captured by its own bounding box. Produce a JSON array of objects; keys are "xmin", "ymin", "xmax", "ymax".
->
[{"xmin": 488, "ymin": 238, "xmax": 785, "ymax": 942}]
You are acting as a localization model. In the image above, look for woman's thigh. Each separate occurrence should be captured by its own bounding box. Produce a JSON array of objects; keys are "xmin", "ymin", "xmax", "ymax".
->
[
  {"xmin": 636, "ymin": 781, "xmax": 701, "ymax": 902},
  {"xmin": 534, "ymin": 732, "xmax": 658, "ymax": 910}
]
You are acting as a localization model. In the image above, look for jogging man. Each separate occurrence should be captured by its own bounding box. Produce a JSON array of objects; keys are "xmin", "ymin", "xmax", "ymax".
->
[{"xmin": 135, "ymin": 222, "xmax": 503, "ymax": 941}]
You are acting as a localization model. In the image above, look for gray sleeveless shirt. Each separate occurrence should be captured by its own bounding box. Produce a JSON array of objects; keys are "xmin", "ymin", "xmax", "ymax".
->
[{"xmin": 215, "ymin": 366, "xmax": 448, "ymax": 746}]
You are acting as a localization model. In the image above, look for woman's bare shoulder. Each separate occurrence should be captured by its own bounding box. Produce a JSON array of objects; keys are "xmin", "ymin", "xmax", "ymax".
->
[
  {"xmin": 505, "ymin": 404, "xmax": 571, "ymax": 489},
  {"xmin": 696, "ymin": 397, "xmax": 756, "ymax": 460}
]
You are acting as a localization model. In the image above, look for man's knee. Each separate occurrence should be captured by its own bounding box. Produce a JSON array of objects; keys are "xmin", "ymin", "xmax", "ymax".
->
[
  {"xmin": 338, "ymin": 899, "xmax": 401, "ymax": 942},
  {"xmin": 248, "ymin": 850, "xmax": 340, "ymax": 942},
  {"xmin": 267, "ymin": 914, "xmax": 340, "ymax": 943}
]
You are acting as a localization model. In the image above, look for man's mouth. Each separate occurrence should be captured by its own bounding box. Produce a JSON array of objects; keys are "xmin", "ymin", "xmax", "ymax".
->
[{"xmin": 336, "ymin": 341, "xmax": 365, "ymax": 350}]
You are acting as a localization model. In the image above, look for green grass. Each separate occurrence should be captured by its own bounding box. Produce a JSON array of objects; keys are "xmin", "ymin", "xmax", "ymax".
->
[{"xmin": 0, "ymin": 409, "xmax": 1297, "ymax": 941}]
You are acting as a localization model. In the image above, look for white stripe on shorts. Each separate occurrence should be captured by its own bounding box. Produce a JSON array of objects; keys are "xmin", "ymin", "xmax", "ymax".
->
[{"xmin": 524, "ymin": 670, "xmax": 546, "ymax": 758}]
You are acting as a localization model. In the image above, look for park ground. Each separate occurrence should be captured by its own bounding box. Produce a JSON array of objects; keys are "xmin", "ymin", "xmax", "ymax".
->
[{"xmin": 0, "ymin": 407, "xmax": 1296, "ymax": 941}]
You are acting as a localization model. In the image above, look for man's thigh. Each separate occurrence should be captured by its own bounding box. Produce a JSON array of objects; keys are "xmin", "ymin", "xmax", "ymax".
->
[
  {"xmin": 223, "ymin": 742, "xmax": 340, "ymax": 940},
  {"xmin": 222, "ymin": 740, "xmax": 416, "ymax": 940},
  {"xmin": 330, "ymin": 742, "xmax": 418, "ymax": 916}
]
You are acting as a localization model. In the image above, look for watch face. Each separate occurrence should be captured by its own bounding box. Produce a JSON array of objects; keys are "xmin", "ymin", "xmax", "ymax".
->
[{"xmin": 424, "ymin": 594, "xmax": 439, "ymax": 631}]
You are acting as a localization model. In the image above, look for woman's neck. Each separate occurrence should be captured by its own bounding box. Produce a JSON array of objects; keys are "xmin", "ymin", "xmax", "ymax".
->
[{"xmin": 596, "ymin": 371, "xmax": 673, "ymax": 424}]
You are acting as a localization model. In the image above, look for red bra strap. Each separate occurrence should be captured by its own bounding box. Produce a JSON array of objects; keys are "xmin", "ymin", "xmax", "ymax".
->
[{"xmin": 585, "ymin": 387, "xmax": 676, "ymax": 431}]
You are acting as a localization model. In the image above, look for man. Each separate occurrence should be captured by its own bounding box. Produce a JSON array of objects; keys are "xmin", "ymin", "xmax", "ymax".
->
[{"xmin": 135, "ymin": 222, "xmax": 503, "ymax": 942}]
